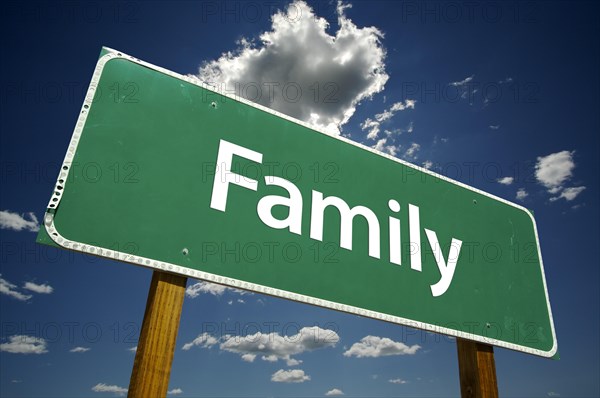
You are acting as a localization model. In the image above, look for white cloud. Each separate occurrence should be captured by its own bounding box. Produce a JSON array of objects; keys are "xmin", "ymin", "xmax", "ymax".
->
[
  {"xmin": 241, "ymin": 353, "xmax": 257, "ymax": 362},
  {"xmin": 343, "ymin": 336, "xmax": 420, "ymax": 358},
  {"xmin": 271, "ymin": 369, "xmax": 310, "ymax": 383},
  {"xmin": 362, "ymin": 100, "xmax": 415, "ymax": 140},
  {"xmin": 185, "ymin": 282, "xmax": 227, "ymax": 297},
  {"xmin": 450, "ymin": 74, "xmax": 474, "ymax": 87},
  {"xmin": 489, "ymin": 125, "xmax": 500, "ymax": 130},
  {"xmin": 0, "ymin": 275, "xmax": 32, "ymax": 301},
  {"xmin": 389, "ymin": 378, "xmax": 408, "ymax": 384},
  {"xmin": 0, "ymin": 335, "xmax": 48, "ymax": 354},
  {"xmin": 0, "ymin": 210, "xmax": 40, "ymax": 232},
  {"xmin": 70, "ymin": 346, "xmax": 90, "ymax": 353},
  {"xmin": 374, "ymin": 110, "xmax": 393, "ymax": 123},
  {"xmin": 396, "ymin": 99, "xmax": 416, "ymax": 110},
  {"xmin": 185, "ymin": 281, "xmax": 250, "ymax": 298},
  {"xmin": 372, "ymin": 137, "xmax": 398, "ymax": 157},
  {"xmin": 516, "ymin": 188, "xmax": 528, "ymax": 201},
  {"xmin": 497, "ymin": 176, "xmax": 514, "ymax": 185},
  {"xmin": 220, "ymin": 326, "xmax": 338, "ymax": 364},
  {"xmin": 361, "ymin": 118, "xmax": 380, "ymax": 140},
  {"xmin": 547, "ymin": 392, "xmax": 560, "ymax": 397},
  {"xmin": 91, "ymin": 383, "xmax": 128, "ymax": 395},
  {"xmin": 183, "ymin": 326, "xmax": 338, "ymax": 365},
  {"xmin": 550, "ymin": 186, "xmax": 586, "ymax": 202},
  {"xmin": 498, "ymin": 77, "xmax": 513, "ymax": 84},
  {"xmin": 422, "ymin": 160, "xmax": 433, "ymax": 170},
  {"xmin": 372, "ymin": 138, "xmax": 384, "ymax": 149},
  {"xmin": 404, "ymin": 142, "xmax": 420, "ymax": 159},
  {"xmin": 168, "ymin": 388, "xmax": 183, "ymax": 395},
  {"xmin": 386, "ymin": 145, "xmax": 398, "ymax": 157},
  {"xmin": 198, "ymin": 0, "xmax": 388, "ymax": 135},
  {"xmin": 181, "ymin": 332, "xmax": 219, "ymax": 351},
  {"xmin": 325, "ymin": 388, "xmax": 345, "ymax": 396},
  {"xmin": 449, "ymin": 75, "xmax": 479, "ymax": 104},
  {"xmin": 535, "ymin": 150, "xmax": 575, "ymax": 193},
  {"xmin": 128, "ymin": 346, "xmax": 137, "ymax": 353},
  {"xmin": 23, "ymin": 282, "xmax": 54, "ymax": 294},
  {"xmin": 286, "ymin": 357, "xmax": 303, "ymax": 366},
  {"xmin": 375, "ymin": 100, "xmax": 415, "ymax": 122}
]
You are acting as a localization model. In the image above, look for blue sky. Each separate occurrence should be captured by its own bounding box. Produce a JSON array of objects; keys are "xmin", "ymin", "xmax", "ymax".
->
[{"xmin": 1, "ymin": 1, "xmax": 598, "ymax": 397}]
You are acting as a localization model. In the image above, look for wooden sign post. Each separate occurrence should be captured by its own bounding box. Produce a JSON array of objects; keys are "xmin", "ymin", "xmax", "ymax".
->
[
  {"xmin": 128, "ymin": 271, "xmax": 187, "ymax": 398},
  {"xmin": 457, "ymin": 338, "xmax": 499, "ymax": 398}
]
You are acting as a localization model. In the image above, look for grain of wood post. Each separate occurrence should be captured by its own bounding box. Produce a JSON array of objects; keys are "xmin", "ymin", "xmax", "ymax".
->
[
  {"xmin": 128, "ymin": 271, "xmax": 187, "ymax": 398},
  {"xmin": 457, "ymin": 338, "xmax": 499, "ymax": 398}
]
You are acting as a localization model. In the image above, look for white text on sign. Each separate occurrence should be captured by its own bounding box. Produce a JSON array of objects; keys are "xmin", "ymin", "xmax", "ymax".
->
[{"xmin": 209, "ymin": 139, "xmax": 463, "ymax": 297}]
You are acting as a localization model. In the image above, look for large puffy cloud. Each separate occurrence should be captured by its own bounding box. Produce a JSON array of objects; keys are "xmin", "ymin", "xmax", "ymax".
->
[
  {"xmin": 182, "ymin": 326, "xmax": 338, "ymax": 365},
  {"xmin": 198, "ymin": 1, "xmax": 388, "ymax": 134},
  {"xmin": 343, "ymin": 335, "xmax": 420, "ymax": 358}
]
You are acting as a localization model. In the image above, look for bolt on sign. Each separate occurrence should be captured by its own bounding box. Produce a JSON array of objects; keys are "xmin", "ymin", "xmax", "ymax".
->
[{"xmin": 38, "ymin": 47, "xmax": 557, "ymax": 358}]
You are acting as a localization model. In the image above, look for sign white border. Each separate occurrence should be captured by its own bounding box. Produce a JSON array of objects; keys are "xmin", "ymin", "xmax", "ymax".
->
[{"xmin": 43, "ymin": 47, "xmax": 557, "ymax": 358}]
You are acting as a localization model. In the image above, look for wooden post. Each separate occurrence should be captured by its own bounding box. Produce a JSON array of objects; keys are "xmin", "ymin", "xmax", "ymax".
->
[
  {"xmin": 128, "ymin": 271, "xmax": 187, "ymax": 398},
  {"xmin": 456, "ymin": 338, "xmax": 499, "ymax": 398}
]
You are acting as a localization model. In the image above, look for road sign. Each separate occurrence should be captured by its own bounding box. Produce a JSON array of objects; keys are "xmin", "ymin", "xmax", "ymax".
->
[{"xmin": 37, "ymin": 47, "xmax": 557, "ymax": 357}]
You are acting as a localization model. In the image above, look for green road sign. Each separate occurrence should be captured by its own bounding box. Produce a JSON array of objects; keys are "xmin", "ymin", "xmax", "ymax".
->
[{"xmin": 38, "ymin": 47, "xmax": 557, "ymax": 357}]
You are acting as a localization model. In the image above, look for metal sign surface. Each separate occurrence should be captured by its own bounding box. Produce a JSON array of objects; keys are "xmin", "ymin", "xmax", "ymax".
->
[{"xmin": 38, "ymin": 47, "xmax": 557, "ymax": 357}]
